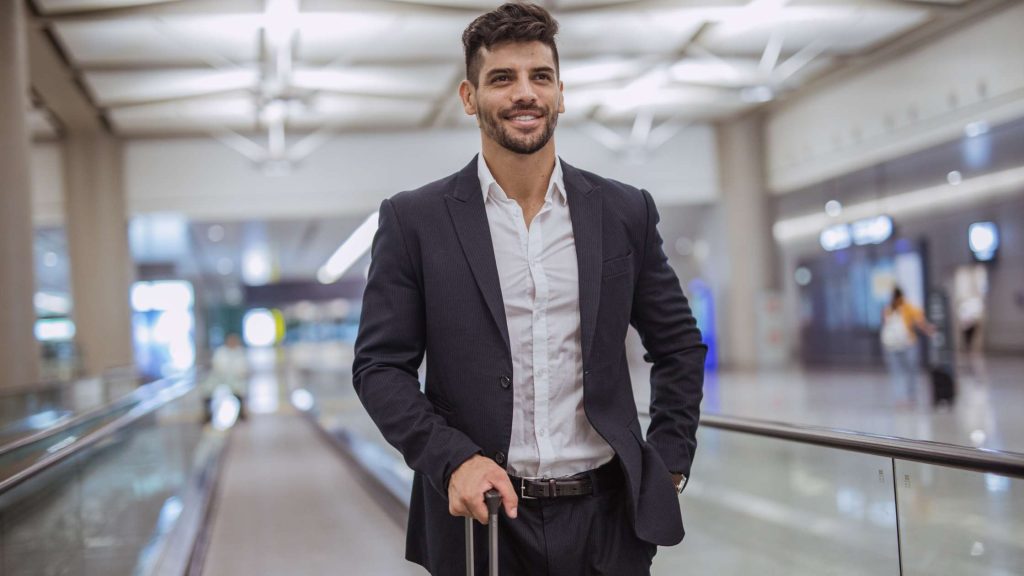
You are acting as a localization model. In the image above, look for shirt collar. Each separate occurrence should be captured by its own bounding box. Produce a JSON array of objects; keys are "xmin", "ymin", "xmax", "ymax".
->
[{"xmin": 477, "ymin": 153, "xmax": 567, "ymax": 206}]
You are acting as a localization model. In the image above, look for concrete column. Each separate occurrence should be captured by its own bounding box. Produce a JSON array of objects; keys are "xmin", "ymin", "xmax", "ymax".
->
[
  {"xmin": 0, "ymin": 1, "xmax": 41, "ymax": 389},
  {"xmin": 64, "ymin": 131, "xmax": 136, "ymax": 377},
  {"xmin": 715, "ymin": 113, "xmax": 779, "ymax": 369}
]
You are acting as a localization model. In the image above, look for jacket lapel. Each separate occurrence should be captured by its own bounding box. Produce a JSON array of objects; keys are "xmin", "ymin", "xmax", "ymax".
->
[
  {"xmin": 563, "ymin": 160, "xmax": 602, "ymax": 366},
  {"xmin": 445, "ymin": 156, "xmax": 511, "ymax": 355}
]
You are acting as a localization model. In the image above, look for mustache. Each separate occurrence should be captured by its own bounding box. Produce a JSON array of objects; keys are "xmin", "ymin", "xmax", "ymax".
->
[{"xmin": 501, "ymin": 106, "xmax": 547, "ymax": 118}]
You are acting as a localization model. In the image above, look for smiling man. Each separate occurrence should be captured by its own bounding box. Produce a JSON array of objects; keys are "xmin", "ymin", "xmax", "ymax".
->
[{"xmin": 352, "ymin": 3, "xmax": 706, "ymax": 575}]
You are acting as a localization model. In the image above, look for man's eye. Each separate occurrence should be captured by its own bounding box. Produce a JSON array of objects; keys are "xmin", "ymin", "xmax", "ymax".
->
[
  {"xmin": 492, "ymin": 75, "xmax": 510, "ymax": 83},
  {"xmin": 534, "ymin": 73, "xmax": 552, "ymax": 81}
]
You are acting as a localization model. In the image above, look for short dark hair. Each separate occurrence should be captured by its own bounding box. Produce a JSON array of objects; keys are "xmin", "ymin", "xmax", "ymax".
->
[{"xmin": 462, "ymin": 2, "xmax": 560, "ymax": 86}]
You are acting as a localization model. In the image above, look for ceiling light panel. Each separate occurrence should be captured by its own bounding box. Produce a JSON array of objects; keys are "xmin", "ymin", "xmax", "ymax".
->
[
  {"xmin": 590, "ymin": 85, "xmax": 747, "ymax": 120},
  {"xmin": 35, "ymin": 0, "xmax": 186, "ymax": 12},
  {"xmin": 289, "ymin": 94, "xmax": 433, "ymax": 130},
  {"xmin": 560, "ymin": 57, "xmax": 647, "ymax": 88},
  {"xmin": 291, "ymin": 65, "xmax": 455, "ymax": 99},
  {"xmin": 558, "ymin": 10, "xmax": 704, "ymax": 58},
  {"xmin": 52, "ymin": 15, "xmax": 262, "ymax": 66},
  {"xmin": 296, "ymin": 12, "xmax": 463, "ymax": 64},
  {"xmin": 85, "ymin": 68, "xmax": 259, "ymax": 106},
  {"xmin": 701, "ymin": 6, "xmax": 930, "ymax": 57},
  {"xmin": 668, "ymin": 57, "xmax": 760, "ymax": 88},
  {"xmin": 109, "ymin": 94, "xmax": 256, "ymax": 133}
]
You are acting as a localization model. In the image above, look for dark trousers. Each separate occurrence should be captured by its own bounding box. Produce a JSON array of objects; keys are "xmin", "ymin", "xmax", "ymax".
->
[{"xmin": 466, "ymin": 481, "xmax": 656, "ymax": 576}]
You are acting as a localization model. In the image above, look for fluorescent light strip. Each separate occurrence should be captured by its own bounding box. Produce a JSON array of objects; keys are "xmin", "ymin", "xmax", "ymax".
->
[
  {"xmin": 774, "ymin": 165, "xmax": 1024, "ymax": 243},
  {"xmin": 318, "ymin": 212, "xmax": 379, "ymax": 284}
]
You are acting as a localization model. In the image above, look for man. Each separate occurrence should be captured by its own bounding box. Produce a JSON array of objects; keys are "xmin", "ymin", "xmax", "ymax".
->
[
  {"xmin": 203, "ymin": 333, "xmax": 248, "ymax": 422},
  {"xmin": 353, "ymin": 3, "xmax": 705, "ymax": 574}
]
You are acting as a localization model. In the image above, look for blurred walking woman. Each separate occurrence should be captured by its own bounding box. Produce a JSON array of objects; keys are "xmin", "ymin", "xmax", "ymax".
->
[{"xmin": 880, "ymin": 287, "xmax": 935, "ymax": 406}]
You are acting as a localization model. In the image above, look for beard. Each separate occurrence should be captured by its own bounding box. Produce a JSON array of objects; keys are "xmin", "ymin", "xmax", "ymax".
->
[{"xmin": 478, "ymin": 102, "xmax": 558, "ymax": 155}]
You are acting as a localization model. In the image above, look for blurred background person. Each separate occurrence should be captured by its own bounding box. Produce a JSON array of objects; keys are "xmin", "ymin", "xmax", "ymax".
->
[
  {"xmin": 881, "ymin": 287, "xmax": 935, "ymax": 408},
  {"xmin": 203, "ymin": 333, "xmax": 249, "ymax": 422}
]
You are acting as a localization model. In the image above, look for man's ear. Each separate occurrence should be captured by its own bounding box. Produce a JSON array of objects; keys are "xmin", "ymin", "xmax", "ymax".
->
[
  {"xmin": 459, "ymin": 80, "xmax": 477, "ymax": 116},
  {"xmin": 558, "ymin": 80, "xmax": 565, "ymax": 114}
]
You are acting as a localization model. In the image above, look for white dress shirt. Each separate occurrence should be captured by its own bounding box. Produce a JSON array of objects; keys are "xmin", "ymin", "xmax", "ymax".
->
[{"xmin": 478, "ymin": 154, "xmax": 615, "ymax": 478}]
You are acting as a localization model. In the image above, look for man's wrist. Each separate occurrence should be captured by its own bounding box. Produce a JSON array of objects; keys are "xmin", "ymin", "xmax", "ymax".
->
[{"xmin": 671, "ymin": 473, "xmax": 688, "ymax": 494}]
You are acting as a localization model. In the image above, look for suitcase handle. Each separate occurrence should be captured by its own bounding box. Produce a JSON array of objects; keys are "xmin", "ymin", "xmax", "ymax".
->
[{"xmin": 466, "ymin": 489, "xmax": 502, "ymax": 576}]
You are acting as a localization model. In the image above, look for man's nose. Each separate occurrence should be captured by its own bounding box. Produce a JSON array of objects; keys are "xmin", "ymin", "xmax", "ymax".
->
[{"xmin": 510, "ymin": 76, "xmax": 537, "ymax": 104}]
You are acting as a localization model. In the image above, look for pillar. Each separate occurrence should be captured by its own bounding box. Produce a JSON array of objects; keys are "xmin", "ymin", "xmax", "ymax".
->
[
  {"xmin": 0, "ymin": 1, "xmax": 41, "ymax": 389},
  {"xmin": 715, "ymin": 112, "xmax": 781, "ymax": 369},
  {"xmin": 64, "ymin": 130, "xmax": 136, "ymax": 377}
]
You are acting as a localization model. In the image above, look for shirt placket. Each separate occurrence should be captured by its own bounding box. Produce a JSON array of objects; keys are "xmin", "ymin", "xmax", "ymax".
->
[{"xmin": 527, "ymin": 202, "xmax": 556, "ymax": 476}]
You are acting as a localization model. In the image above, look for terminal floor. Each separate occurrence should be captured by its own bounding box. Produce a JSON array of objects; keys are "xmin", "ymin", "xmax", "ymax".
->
[
  {"xmin": 201, "ymin": 408, "xmax": 424, "ymax": 576},
  {"xmin": 695, "ymin": 354, "xmax": 1024, "ymax": 452}
]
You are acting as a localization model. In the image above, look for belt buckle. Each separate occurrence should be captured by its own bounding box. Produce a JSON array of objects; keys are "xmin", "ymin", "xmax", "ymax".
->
[{"xmin": 519, "ymin": 476, "xmax": 541, "ymax": 500}]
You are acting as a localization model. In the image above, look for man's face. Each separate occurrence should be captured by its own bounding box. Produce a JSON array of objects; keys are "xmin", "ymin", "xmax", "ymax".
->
[{"xmin": 460, "ymin": 41, "xmax": 564, "ymax": 155}]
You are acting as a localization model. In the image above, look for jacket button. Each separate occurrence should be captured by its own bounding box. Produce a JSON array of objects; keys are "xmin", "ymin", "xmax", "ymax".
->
[
  {"xmin": 494, "ymin": 451, "xmax": 506, "ymax": 465},
  {"xmin": 499, "ymin": 375, "xmax": 511, "ymax": 389}
]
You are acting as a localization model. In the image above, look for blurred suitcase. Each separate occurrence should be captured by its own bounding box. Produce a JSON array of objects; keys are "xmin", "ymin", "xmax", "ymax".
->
[
  {"xmin": 466, "ymin": 489, "xmax": 502, "ymax": 576},
  {"xmin": 930, "ymin": 367, "xmax": 955, "ymax": 407}
]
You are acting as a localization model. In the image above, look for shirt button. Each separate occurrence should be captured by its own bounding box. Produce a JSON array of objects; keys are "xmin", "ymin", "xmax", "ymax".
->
[
  {"xmin": 494, "ymin": 451, "xmax": 506, "ymax": 465},
  {"xmin": 499, "ymin": 375, "xmax": 511, "ymax": 389}
]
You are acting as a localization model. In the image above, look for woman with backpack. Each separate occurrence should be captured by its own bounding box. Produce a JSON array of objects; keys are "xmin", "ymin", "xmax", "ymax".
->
[{"xmin": 881, "ymin": 287, "xmax": 936, "ymax": 407}]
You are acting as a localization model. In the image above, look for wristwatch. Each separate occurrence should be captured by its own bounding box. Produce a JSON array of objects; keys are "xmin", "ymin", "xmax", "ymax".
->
[{"xmin": 673, "ymin": 474, "xmax": 688, "ymax": 494}]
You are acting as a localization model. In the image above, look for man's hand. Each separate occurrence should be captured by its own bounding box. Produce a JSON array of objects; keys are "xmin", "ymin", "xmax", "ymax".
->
[
  {"xmin": 671, "ymin": 473, "xmax": 685, "ymax": 492},
  {"xmin": 448, "ymin": 455, "xmax": 518, "ymax": 524}
]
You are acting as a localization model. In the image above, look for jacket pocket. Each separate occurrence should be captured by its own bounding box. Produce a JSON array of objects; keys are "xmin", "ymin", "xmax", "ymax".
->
[{"xmin": 602, "ymin": 252, "xmax": 633, "ymax": 279}]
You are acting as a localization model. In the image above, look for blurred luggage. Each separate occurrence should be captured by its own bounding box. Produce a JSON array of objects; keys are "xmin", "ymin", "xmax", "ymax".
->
[{"xmin": 930, "ymin": 367, "xmax": 955, "ymax": 407}]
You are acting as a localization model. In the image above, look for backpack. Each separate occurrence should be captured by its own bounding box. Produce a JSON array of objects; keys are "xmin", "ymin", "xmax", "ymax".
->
[{"xmin": 881, "ymin": 309, "xmax": 912, "ymax": 350}]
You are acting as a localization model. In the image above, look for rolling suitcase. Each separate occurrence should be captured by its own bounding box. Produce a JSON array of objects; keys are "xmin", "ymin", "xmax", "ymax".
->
[
  {"xmin": 930, "ymin": 367, "xmax": 955, "ymax": 407},
  {"xmin": 466, "ymin": 489, "xmax": 502, "ymax": 576}
]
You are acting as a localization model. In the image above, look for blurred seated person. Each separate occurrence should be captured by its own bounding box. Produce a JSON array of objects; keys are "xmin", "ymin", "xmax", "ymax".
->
[{"xmin": 202, "ymin": 333, "xmax": 249, "ymax": 422}]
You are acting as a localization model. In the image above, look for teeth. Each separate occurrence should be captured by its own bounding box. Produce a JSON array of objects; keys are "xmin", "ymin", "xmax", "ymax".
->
[{"xmin": 512, "ymin": 116, "xmax": 537, "ymax": 121}]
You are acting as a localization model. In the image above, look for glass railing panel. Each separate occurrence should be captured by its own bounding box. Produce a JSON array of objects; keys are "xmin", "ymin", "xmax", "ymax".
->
[
  {"xmin": 0, "ymin": 369, "xmax": 140, "ymax": 444},
  {"xmin": 0, "ymin": 386, "xmax": 212, "ymax": 575},
  {"xmin": 895, "ymin": 461, "xmax": 1024, "ymax": 576},
  {"xmin": 653, "ymin": 427, "xmax": 901, "ymax": 576}
]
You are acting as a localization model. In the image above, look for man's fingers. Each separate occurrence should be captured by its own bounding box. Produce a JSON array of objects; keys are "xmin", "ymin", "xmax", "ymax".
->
[
  {"xmin": 468, "ymin": 497, "xmax": 489, "ymax": 524},
  {"xmin": 492, "ymin": 476, "xmax": 519, "ymax": 519}
]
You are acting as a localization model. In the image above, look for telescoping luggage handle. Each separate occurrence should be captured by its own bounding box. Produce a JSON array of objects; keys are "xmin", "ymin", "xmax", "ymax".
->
[{"xmin": 465, "ymin": 489, "xmax": 502, "ymax": 576}]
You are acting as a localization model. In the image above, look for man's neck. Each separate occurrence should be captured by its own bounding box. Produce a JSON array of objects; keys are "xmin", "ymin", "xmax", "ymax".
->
[{"xmin": 481, "ymin": 139, "xmax": 556, "ymax": 205}]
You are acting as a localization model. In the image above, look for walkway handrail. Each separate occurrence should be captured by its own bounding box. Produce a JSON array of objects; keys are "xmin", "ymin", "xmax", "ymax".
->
[
  {"xmin": 0, "ymin": 374, "xmax": 162, "ymax": 458},
  {"xmin": 0, "ymin": 374, "xmax": 196, "ymax": 496},
  {"xmin": 701, "ymin": 413, "xmax": 1024, "ymax": 478}
]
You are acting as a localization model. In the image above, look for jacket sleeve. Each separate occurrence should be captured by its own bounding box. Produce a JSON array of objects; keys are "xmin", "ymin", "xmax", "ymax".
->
[
  {"xmin": 352, "ymin": 198, "xmax": 482, "ymax": 497},
  {"xmin": 630, "ymin": 189, "xmax": 707, "ymax": 479}
]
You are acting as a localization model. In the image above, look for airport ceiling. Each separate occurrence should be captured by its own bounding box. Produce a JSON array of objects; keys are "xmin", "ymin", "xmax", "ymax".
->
[{"xmin": 28, "ymin": 0, "xmax": 983, "ymax": 149}]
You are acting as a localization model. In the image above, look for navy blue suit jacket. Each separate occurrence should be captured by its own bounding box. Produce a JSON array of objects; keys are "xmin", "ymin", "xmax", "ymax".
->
[{"xmin": 352, "ymin": 157, "xmax": 706, "ymax": 573}]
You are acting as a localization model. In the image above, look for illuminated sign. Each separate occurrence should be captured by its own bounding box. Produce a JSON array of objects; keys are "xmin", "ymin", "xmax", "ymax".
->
[
  {"xmin": 820, "ymin": 215, "xmax": 894, "ymax": 251},
  {"xmin": 968, "ymin": 222, "xmax": 998, "ymax": 261},
  {"xmin": 820, "ymin": 224, "xmax": 852, "ymax": 251},
  {"xmin": 851, "ymin": 215, "xmax": 893, "ymax": 246}
]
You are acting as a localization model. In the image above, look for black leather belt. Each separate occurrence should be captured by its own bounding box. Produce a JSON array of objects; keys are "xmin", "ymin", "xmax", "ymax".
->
[{"xmin": 510, "ymin": 459, "xmax": 622, "ymax": 500}]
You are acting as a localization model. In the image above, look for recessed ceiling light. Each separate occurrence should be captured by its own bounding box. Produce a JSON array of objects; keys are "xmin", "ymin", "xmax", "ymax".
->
[{"xmin": 207, "ymin": 225, "xmax": 225, "ymax": 242}]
